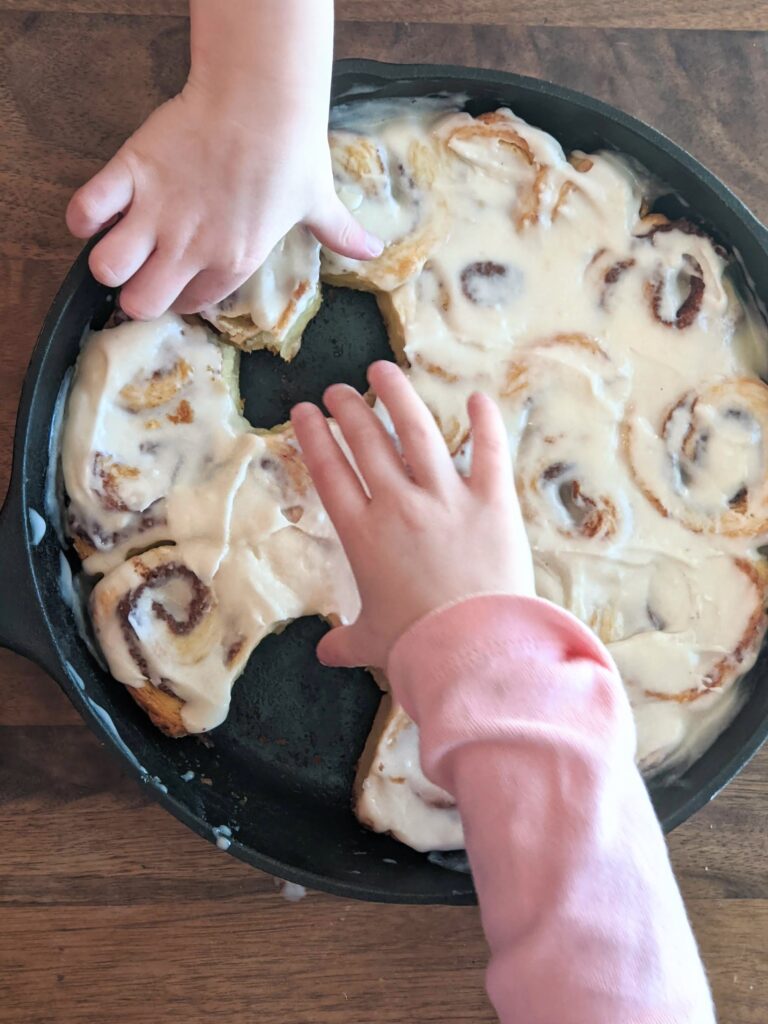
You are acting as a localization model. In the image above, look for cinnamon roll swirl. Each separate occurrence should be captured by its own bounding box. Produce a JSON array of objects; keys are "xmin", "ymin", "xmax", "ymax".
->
[
  {"xmin": 624, "ymin": 378, "xmax": 768, "ymax": 538},
  {"xmin": 90, "ymin": 542, "xmax": 262, "ymax": 736},
  {"xmin": 613, "ymin": 556, "xmax": 767, "ymax": 771},
  {"xmin": 634, "ymin": 216, "xmax": 730, "ymax": 330},
  {"xmin": 438, "ymin": 108, "xmax": 587, "ymax": 230},
  {"xmin": 377, "ymin": 254, "xmax": 528, "ymax": 451},
  {"xmin": 92, "ymin": 529, "xmax": 359, "ymax": 737}
]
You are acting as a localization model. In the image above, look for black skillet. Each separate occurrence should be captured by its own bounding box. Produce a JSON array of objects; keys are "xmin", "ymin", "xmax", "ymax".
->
[{"xmin": 2, "ymin": 60, "xmax": 767, "ymax": 905}]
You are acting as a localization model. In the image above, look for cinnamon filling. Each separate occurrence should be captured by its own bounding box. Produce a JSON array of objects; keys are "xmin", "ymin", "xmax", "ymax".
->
[
  {"xmin": 536, "ymin": 463, "xmax": 618, "ymax": 540},
  {"xmin": 117, "ymin": 562, "xmax": 212, "ymax": 679},
  {"xmin": 460, "ymin": 260, "xmax": 521, "ymax": 306},
  {"xmin": 647, "ymin": 254, "xmax": 705, "ymax": 329},
  {"xmin": 92, "ymin": 453, "xmax": 140, "ymax": 513}
]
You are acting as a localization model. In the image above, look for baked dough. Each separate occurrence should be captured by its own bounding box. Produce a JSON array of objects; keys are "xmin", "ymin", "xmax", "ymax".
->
[{"xmin": 201, "ymin": 225, "xmax": 321, "ymax": 360}]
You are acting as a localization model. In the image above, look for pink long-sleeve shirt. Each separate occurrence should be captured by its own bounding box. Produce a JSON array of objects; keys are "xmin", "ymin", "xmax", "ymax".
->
[{"xmin": 387, "ymin": 594, "xmax": 715, "ymax": 1024}]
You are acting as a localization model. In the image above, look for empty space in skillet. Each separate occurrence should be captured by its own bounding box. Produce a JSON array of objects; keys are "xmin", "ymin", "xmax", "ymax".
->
[{"xmin": 13, "ymin": 63, "xmax": 768, "ymax": 904}]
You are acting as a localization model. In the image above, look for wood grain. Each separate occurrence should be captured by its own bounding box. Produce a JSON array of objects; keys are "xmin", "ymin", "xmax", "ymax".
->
[
  {"xmin": 0, "ymin": 6, "xmax": 766, "ymax": 1024},
  {"xmin": 0, "ymin": 0, "xmax": 766, "ymax": 30}
]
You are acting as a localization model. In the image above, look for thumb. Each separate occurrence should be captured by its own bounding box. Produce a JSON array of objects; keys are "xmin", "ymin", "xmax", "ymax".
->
[
  {"xmin": 306, "ymin": 196, "xmax": 384, "ymax": 261},
  {"xmin": 316, "ymin": 623, "xmax": 369, "ymax": 669}
]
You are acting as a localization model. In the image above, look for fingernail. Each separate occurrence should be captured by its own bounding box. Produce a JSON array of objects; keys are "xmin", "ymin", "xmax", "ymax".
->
[
  {"xmin": 370, "ymin": 359, "xmax": 396, "ymax": 374},
  {"xmin": 323, "ymin": 382, "xmax": 353, "ymax": 403},
  {"xmin": 291, "ymin": 402, "xmax": 316, "ymax": 421},
  {"xmin": 364, "ymin": 232, "xmax": 385, "ymax": 258}
]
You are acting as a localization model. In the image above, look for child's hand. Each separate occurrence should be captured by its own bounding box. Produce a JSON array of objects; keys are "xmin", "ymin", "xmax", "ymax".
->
[
  {"xmin": 65, "ymin": 0, "xmax": 380, "ymax": 321},
  {"xmin": 291, "ymin": 362, "xmax": 535, "ymax": 670}
]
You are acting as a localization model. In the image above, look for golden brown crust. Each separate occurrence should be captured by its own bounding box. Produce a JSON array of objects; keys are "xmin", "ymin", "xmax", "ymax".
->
[
  {"xmin": 118, "ymin": 359, "xmax": 192, "ymax": 413},
  {"xmin": 324, "ymin": 133, "xmax": 447, "ymax": 293},
  {"xmin": 321, "ymin": 215, "xmax": 447, "ymax": 294},
  {"xmin": 374, "ymin": 291, "xmax": 409, "ymax": 365},
  {"xmin": 320, "ymin": 268, "xmax": 382, "ymax": 294},
  {"xmin": 351, "ymin": 692, "xmax": 395, "ymax": 826},
  {"xmin": 127, "ymin": 681, "xmax": 188, "ymax": 738},
  {"xmin": 213, "ymin": 285, "xmax": 322, "ymax": 362},
  {"xmin": 72, "ymin": 535, "xmax": 97, "ymax": 561}
]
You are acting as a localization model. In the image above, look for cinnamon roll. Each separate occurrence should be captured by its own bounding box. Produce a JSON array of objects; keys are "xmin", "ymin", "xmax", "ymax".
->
[
  {"xmin": 510, "ymin": 336, "xmax": 632, "ymax": 548},
  {"xmin": 624, "ymin": 378, "xmax": 768, "ymax": 538},
  {"xmin": 61, "ymin": 313, "xmax": 248, "ymax": 573},
  {"xmin": 536, "ymin": 550, "xmax": 768, "ymax": 771},
  {"xmin": 90, "ymin": 541, "xmax": 264, "ymax": 736},
  {"xmin": 355, "ymin": 698, "xmax": 463, "ymax": 853},
  {"xmin": 438, "ymin": 108, "xmax": 584, "ymax": 230},
  {"xmin": 377, "ymin": 253, "xmax": 529, "ymax": 451},
  {"xmin": 321, "ymin": 120, "xmax": 448, "ymax": 292},
  {"xmin": 613, "ymin": 556, "xmax": 767, "ymax": 771},
  {"xmin": 586, "ymin": 247, "xmax": 638, "ymax": 310},
  {"xmin": 201, "ymin": 225, "xmax": 322, "ymax": 360}
]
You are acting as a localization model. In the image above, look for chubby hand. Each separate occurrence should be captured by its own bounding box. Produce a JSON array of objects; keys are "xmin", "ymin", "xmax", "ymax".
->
[
  {"xmin": 66, "ymin": 81, "xmax": 381, "ymax": 321},
  {"xmin": 291, "ymin": 362, "xmax": 535, "ymax": 670}
]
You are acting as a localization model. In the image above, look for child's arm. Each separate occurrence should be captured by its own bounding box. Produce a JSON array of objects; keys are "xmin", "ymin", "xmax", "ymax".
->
[
  {"xmin": 291, "ymin": 362, "xmax": 715, "ymax": 1024},
  {"xmin": 66, "ymin": 0, "xmax": 380, "ymax": 321}
]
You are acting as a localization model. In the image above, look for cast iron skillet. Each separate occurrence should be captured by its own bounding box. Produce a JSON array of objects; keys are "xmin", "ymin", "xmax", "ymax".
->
[{"xmin": 2, "ymin": 61, "xmax": 767, "ymax": 905}]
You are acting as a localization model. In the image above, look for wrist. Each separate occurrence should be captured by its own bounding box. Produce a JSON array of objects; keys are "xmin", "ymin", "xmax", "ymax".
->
[{"xmin": 188, "ymin": 0, "xmax": 334, "ymax": 115}]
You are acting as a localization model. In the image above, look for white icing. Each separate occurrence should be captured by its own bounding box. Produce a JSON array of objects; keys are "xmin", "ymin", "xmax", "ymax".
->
[
  {"xmin": 280, "ymin": 881, "xmax": 307, "ymax": 902},
  {"xmin": 357, "ymin": 706, "xmax": 464, "ymax": 852},
  {"xmin": 27, "ymin": 508, "xmax": 46, "ymax": 546},
  {"xmin": 61, "ymin": 313, "xmax": 248, "ymax": 573},
  {"xmin": 323, "ymin": 108, "xmax": 451, "ymax": 291},
  {"xmin": 213, "ymin": 825, "xmax": 232, "ymax": 851},
  {"xmin": 202, "ymin": 225, "xmax": 321, "ymax": 348},
  {"xmin": 44, "ymin": 368, "xmax": 72, "ymax": 546}
]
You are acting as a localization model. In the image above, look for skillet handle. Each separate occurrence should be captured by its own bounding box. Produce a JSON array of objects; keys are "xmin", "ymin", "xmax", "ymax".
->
[{"xmin": 0, "ymin": 482, "xmax": 54, "ymax": 668}]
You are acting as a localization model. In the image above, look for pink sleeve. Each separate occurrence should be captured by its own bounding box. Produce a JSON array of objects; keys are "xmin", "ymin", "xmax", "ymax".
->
[{"xmin": 387, "ymin": 594, "xmax": 715, "ymax": 1024}]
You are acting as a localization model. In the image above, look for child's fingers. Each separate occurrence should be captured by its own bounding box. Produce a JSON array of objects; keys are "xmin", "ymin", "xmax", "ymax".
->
[
  {"xmin": 88, "ymin": 215, "xmax": 156, "ymax": 288},
  {"xmin": 172, "ymin": 265, "xmax": 255, "ymax": 315},
  {"xmin": 467, "ymin": 392, "xmax": 513, "ymax": 497},
  {"xmin": 290, "ymin": 402, "xmax": 368, "ymax": 532},
  {"xmin": 118, "ymin": 251, "xmax": 195, "ymax": 321},
  {"xmin": 66, "ymin": 157, "xmax": 135, "ymax": 239},
  {"xmin": 306, "ymin": 195, "xmax": 384, "ymax": 261},
  {"xmin": 367, "ymin": 361, "xmax": 454, "ymax": 490},
  {"xmin": 322, "ymin": 383, "xmax": 410, "ymax": 496},
  {"xmin": 316, "ymin": 622, "xmax": 368, "ymax": 669}
]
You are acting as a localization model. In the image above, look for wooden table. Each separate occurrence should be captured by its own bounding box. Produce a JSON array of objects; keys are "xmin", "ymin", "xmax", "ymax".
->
[{"xmin": 1, "ymin": 3, "xmax": 766, "ymax": 1022}]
